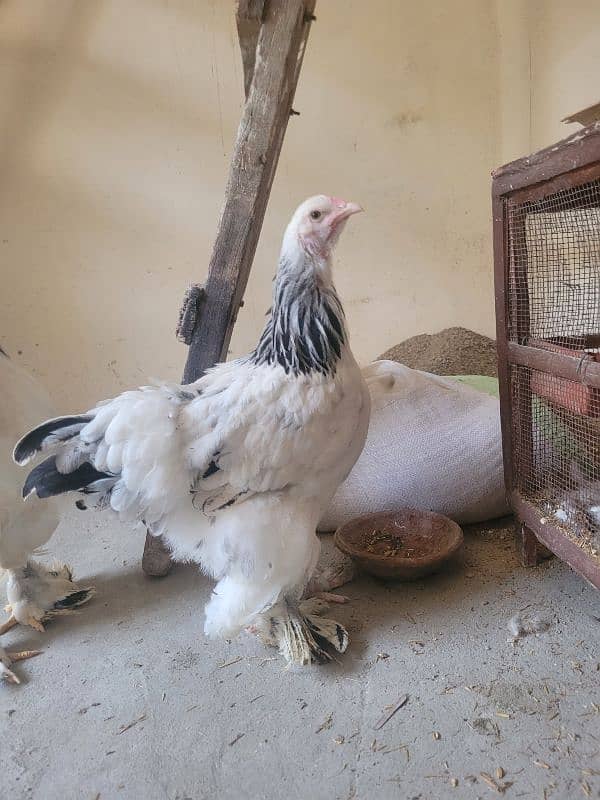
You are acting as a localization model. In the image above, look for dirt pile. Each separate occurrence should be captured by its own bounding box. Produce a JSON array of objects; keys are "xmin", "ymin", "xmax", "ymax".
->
[{"xmin": 379, "ymin": 327, "xmax": 498, "ymax": 377}]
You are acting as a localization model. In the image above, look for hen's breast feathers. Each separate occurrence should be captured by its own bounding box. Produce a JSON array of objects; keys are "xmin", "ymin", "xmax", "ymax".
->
[{"xmin": 17, "ymin": 352, "xmax": 368, "ymax": 534}]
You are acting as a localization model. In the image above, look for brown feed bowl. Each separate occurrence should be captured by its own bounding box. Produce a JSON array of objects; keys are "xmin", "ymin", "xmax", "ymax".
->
[{"xmin": 334, "ymin": 509, "xmax": 464, "ymax": 580}]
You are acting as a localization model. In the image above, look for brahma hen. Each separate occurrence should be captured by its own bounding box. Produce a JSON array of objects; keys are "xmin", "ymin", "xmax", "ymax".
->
[
  {"xmin": 0, "ymin": 347, "xmax": 93, "ymax": 682},
  {"xmin": 13, "ymin": 196, "xmax": 369, "ymax": 666}
]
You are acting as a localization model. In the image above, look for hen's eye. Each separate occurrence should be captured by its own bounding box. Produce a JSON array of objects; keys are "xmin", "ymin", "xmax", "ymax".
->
[{"xmin": 310, "ymin": 210, "xmax": 321, "ymax": 220}]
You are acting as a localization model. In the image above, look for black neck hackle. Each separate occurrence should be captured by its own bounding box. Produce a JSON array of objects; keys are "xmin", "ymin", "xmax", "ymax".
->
[{"xmin": 251, "ymin": 254, "xmax": 347, "ymax": 376}]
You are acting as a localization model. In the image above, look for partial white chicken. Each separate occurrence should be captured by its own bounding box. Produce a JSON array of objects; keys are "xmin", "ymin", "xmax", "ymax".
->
[
  {"xmin": 14, "ymin": 196, "xmax": 370, "ymax": 666},
  {"xmin": 1, "ymin": 347, "xmax": 93, "ymax": 682}
]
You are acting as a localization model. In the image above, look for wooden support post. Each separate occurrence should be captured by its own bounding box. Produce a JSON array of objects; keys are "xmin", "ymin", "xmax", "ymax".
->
[
  {"xmin": 142, "ymin": 0, "xmax": 316, "ymax": 576},
  {"xmin": 519, "ymin": 523, "xmax": 542, "ymax": 566},
  {"xmin": 182, "ymin": 0, "xmax": 316, "ymax": 379},
  {"xmin": 518, "ymin": 523, "xmax": 554, "ymax": 566},
  {"xmin": 236, "ymin": 0, "xmax": 266, "ymax": 99}
]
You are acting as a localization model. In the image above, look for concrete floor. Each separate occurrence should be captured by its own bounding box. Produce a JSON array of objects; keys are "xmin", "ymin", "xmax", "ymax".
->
[{"xmin": 2, "ymin": 510, "xmax": 600, "ymax": 800}]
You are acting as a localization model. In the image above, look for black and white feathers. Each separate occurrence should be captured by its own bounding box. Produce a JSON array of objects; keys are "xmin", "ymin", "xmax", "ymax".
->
[
  {"xmin": 13, "ymin": 195, "xmax": 370, "ymax": 660},
  {"xmin": 253, "ymin": 259, "xmax": 347, "ymax": 376},
  {"xmin": 15, "ymin": 210, "xmax": 358, "ymax": 531}
]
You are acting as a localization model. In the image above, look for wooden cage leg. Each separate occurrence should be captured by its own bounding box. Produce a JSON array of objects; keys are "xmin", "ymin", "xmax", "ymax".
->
[
  {"xmin": 141, "ymin": 0, "xmax": 316, "ymax": 576},
  {"xmin": 518, "ymin": 523, "xmax": 554, "ymax": 566},
  {"xmin": 519, "ymin": 524, "xmax": 541, "ymax": 566}
]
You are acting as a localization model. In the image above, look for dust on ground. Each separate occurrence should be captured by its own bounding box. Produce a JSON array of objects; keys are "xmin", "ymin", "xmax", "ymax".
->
[{"xmin": 3, "ymin": 512, "xmax": 600, "ymax": 800}]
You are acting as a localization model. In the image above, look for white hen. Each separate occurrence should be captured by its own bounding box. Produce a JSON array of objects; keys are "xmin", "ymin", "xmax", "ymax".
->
[
  {"xmin": 14, "ymin": 196, "xmax": 370, "ymax": 665},
  {"xmin": 0, "ymin": 348, "xmax": 93, "ymax": 682}
]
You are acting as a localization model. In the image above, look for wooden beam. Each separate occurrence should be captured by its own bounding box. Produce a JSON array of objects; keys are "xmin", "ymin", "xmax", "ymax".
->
[
  {"xmin": 236, "ymin": 0, "xmax": 266, "ymax": 98},
  {"xmin": 492, "ymin": 193, "xmax": 516, "ymax": 501},
  {"xmin": 491, "ymin": 121, "xmax": 600, "ymax": 196},
  {"xmin": 183, "ymin": 0, "xmax": 316, "ymax": 382},
  {"xmin": 512, "ymin": 492, "xmax": 600, "ymax": 589},
  {"xmin": 142, "ymin": 0, "xmax": 316, "ymax": 575},
  {"xmin": 507, "ymin": 342, "xmax": 600, "ymax": 389},
  {"xmin": 562, "ymin": 101, "xmax": 600, "ymax": 128}
]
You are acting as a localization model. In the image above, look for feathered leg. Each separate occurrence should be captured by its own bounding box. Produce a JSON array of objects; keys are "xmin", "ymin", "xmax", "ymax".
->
[
  {"xmin": 254, "ymin": 597, "xmax": 348, "ymax": 666},
  {"xmin": 3, "ymin": 560, "xmax": 94, "ymax": 632},
  {"xmin": 304, "ymin": 550, "xmax": 356, "ymax": 604}
]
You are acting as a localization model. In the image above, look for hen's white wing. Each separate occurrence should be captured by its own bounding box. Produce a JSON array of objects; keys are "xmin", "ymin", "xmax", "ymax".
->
[{"xmin": 16, "ymin": 355, "xmax": 367, "ymax": 534}]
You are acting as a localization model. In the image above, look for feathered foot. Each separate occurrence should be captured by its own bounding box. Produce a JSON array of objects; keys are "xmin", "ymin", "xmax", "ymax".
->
[
  {"xmin": 304, "ymin": 552, "xmax": 356, "ymax": 603},
  {"xmin": 3, "ymin": 560, "xmax": 95, "ymax": 633},
  {"xmin": 0, "ymin": 646, "xmax": 42, "ymax": 684},
  {"xmin": 255, "ymin": 597, "xmax": 349, "ymax": 666}
]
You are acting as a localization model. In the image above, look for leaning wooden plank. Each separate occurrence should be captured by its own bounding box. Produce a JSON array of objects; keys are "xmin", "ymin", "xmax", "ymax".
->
[
  {"xmin": 236, "ymin": 0, "xmax": 266, "ymax": 98},
  {"xmin": 142, "ymin": 0, "xmax": 316, "ymax": 575},
  {"xmin": 183, "ymin": 0, "xmax": 316, "ymax": 381}
]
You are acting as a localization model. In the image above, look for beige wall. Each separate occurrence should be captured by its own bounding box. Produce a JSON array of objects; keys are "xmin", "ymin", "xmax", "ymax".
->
[
  {"xmin": 496, "ymin": 0, "xmax": 600, "ymax": 161},
  {"xmin": 529, "ymin": 0, "xmax": 600, "ymax": 149},
  {"xmin": 495, "ymin": 0, "xmax": 531, "ymax": 164},
  {"xmin": 0, "ymin": 1, "xmax": 597, "ymax": 411}
]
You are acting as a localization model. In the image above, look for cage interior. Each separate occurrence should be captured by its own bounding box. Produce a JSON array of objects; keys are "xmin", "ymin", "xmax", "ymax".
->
[{"xmin": 506, "ymin": 177, "xmax": 600, "ymax": 558}]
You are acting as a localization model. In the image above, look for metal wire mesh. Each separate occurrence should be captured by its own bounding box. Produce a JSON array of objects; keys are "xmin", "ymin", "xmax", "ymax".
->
[
  {"xmin": 510, "ymin": 365, "xmax": 600, "ymax": 556},
  {"xmin": 506, "ymin": 179, "xmax": 600, "ymax": 345},
  {"xmin": 506, "ymin": 173, "xmax": 600, "ymax": 557}
]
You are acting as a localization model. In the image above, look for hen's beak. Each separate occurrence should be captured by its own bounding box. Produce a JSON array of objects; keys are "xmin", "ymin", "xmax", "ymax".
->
[
  {"xmin": 328, "ymin": 200, "xmax": 363, "ymax": 232},
  {"xmin": 331, "ymin": 200, "xmax": 363, "ymax": 222}
]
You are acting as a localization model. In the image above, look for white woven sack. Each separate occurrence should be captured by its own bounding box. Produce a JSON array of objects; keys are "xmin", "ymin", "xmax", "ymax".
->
[{"xmin": 319, "ymin": 360, "xmax": 509, "ymax": 530}]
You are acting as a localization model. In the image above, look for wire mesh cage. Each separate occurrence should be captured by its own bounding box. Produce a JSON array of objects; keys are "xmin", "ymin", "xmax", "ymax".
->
[{"xmin": 493, "ymin": 124, "xmax": 600, "ymax": 588}]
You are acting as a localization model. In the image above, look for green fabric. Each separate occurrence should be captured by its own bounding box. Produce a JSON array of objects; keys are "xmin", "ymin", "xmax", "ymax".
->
[
  {"xmin": 531, "ymin": 395, "xmax": 596, "ymax": 467},
  {"xmin": 447, "ymin": 375, "xmax": 499, "ymax": 398}
]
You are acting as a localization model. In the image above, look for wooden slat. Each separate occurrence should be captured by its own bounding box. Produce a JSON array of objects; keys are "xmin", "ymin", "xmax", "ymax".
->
[
  {"xmin": 182, "ymin": 0, "xmax": 316, "ymax": 383},
  {"xmin": 493, "ymin": 193, "xmax": 515, "ymax": 498},
  {"xmin": 562, "ymin": 101, "xmax": 600, "ymax": 127},
  {"xmin": 507, "ymin": 342, "xmax": 600, "ymax": 389},
  {"xmin": 236, "ymin": 0, "xmax": 266, "ymax": 98},
  {"xmin": 505, "ymin": 161, "xmax": 600, "ymax": 206},
  {"xmin": 511, "ymin": 492, "xmax": 600, "ymax": 589},
  {"xmin": 492, "ymin": 122, "xmax": 600, "ymax": 196},
  {"xmin": 506, "ymin": 191, "xmax": 535, "ymax": 497}
]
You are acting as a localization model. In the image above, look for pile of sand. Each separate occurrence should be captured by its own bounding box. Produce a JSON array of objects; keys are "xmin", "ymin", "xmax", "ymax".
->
[{"xmin": 378, "ymin": 327, "xmax": 498, "ymax": 377}]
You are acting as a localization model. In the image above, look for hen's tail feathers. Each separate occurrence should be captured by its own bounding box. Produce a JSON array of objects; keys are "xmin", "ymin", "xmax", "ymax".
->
[
  {"xmin": 13, "ymin": 415, "xmax": 93, "ymax": 466},
  {"xmin": 22, "ymin": 456, "xmax": 114, "ymax": 500}
]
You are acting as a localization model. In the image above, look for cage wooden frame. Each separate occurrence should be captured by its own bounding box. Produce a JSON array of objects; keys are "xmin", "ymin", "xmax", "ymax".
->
[{"xmin": 492, "ymin": 122, "xmax": 600, "ymax": 589}]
